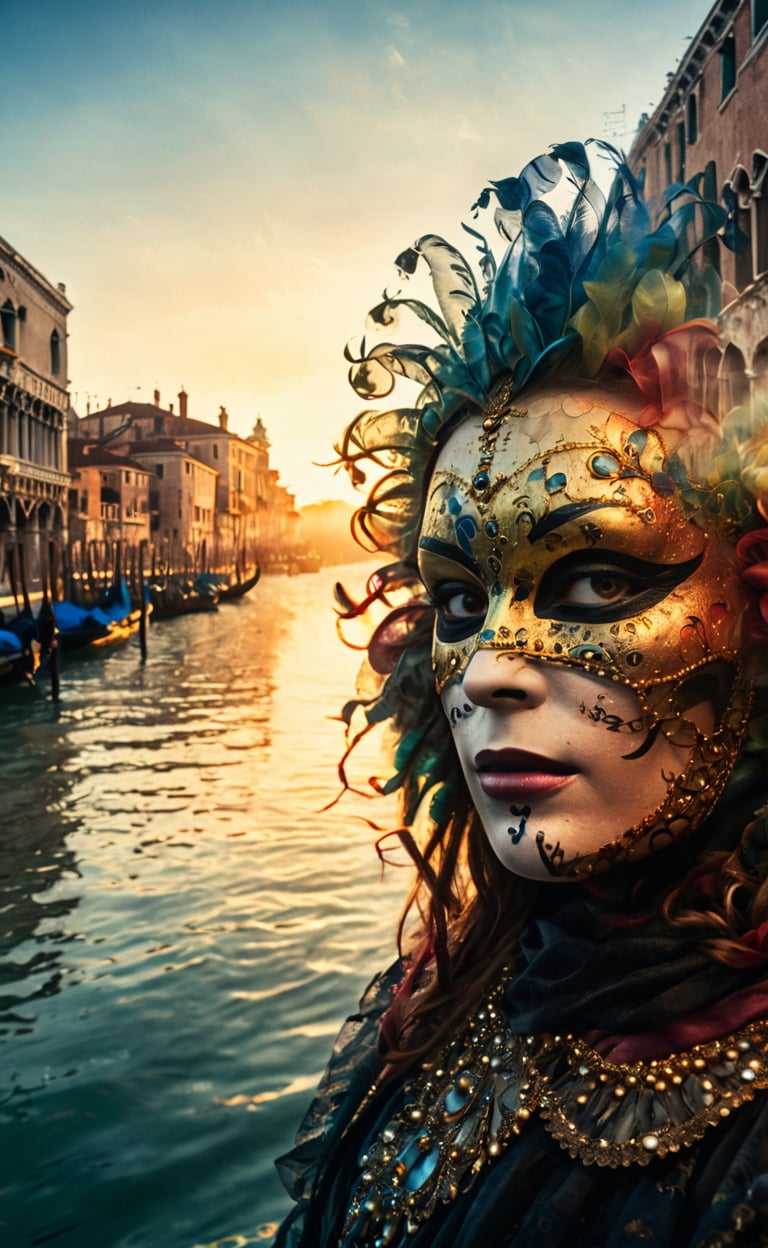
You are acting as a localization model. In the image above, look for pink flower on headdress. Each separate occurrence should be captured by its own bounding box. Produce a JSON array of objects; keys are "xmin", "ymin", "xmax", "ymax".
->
[
  {"xmin": 736, "ymin": 527, "xmax": 768, "ymax": 643},
  {"xmin": 602, "ymin": 322, "xmax": 721, "ymax": 441}
]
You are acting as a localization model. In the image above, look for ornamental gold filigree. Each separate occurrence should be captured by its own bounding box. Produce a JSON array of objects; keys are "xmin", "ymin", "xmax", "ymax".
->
[{"xmin": 342, "ymin": 978, "xmax": 768, "ymax": 1243}]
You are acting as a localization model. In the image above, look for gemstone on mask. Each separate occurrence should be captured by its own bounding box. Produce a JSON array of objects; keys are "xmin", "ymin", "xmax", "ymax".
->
[
  {"xmin": 569, "ymin": 643, "xmax": 606, "ymax": 661},
  {"xmin": 588, "ymin": 453, "xmax": 621, "ymax": 479}
]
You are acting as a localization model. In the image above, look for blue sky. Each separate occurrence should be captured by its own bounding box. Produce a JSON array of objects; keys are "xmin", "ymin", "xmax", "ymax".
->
[{"xmin": 2, "ymin": 0, "xmax": 711, "ymax": 503}]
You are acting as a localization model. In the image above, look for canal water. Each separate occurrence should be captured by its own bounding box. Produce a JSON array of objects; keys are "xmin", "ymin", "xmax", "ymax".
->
[{"xmin": 1, "ymin": 563, "xmax": 406, "ymax": 1247}]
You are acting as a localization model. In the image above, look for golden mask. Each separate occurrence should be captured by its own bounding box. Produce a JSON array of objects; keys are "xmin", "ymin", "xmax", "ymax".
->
[{"xmin": 418, "ymin": 386, "xmax": 754, "ymax": 873}]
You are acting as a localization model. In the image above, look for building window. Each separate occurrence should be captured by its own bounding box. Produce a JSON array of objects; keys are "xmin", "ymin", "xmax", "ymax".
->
[
  {"xmin": 754, "ymin": 150, "xmax": 768, "ymax": 277},
  {"xmin": 1, "ymin": 300, "xmax": 16, "ymax": 350},
  {"xmin": 686, "ymin": 94, "xmax": 698, "ymax": 144},
  {"xmin": 721, "ymin": 30, "xmax": 736, "ymax": 100},
  {"xmin": 50, "ymin": 329, "xmax": 61, "ymax": 375},
  {"xmin": 754, "ymin": 0, "xmax": 768, "ymax": 39}
]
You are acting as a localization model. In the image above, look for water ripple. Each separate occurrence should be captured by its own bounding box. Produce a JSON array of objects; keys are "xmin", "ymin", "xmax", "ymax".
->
[{"xmin": 0, "ymin": 564, "xmax": 406, "ymax": 1246}]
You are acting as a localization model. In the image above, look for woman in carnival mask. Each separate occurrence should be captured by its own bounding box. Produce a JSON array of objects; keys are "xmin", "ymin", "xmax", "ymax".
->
[{"xmin": 274, "ymin": 142, "xmax": 768, "ymax": 1247}]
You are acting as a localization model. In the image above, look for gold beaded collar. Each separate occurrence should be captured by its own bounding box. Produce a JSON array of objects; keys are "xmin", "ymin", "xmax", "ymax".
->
[{"xmin": 342, "ymin": 977, "xmax": 768, "ymax": 1243}]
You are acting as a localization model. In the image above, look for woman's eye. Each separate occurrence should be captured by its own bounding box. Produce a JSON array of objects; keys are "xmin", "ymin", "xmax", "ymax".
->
[
  {"xmin": 442, "ymin": 589, "xmax": 487, "ymax": 620},
  {"xmin": 557, "ymin": 572, "xmax": 634, "ymax": 607},
  {"xmin": 533, "ymin": 549, "xmax": 704, "ymax": 623},
  {"xmin": 430, "ymin": 582, "xmax": 488, "ymax": 640}
]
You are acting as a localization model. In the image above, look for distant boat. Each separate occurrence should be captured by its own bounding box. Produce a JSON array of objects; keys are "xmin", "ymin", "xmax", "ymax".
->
[
  {"xmin": 147, "ymin": 574, "xmax": 219, "ymax": 620},
  {"xmin": 208, "ymin": 564, "xmax": 261, "ymax": 602}
]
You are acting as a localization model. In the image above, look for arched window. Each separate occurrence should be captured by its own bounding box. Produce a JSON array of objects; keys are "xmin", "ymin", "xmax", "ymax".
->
[
  {"xmin": 729, "ymin": 165, "xmax": 754, "ymax": 288},
  {"xmin": 1, "ymin": 300, "xmax": 16, "ymax": 351},
  {"xmin": 50, "ymin": 329, "xmax": 61, "ymax": 376},
  {"xmin": 753, "ymin": 151, "xmax": 768, "ymax": 277},
  {"xmin": 719, "ymin": 343, "xmax": 749, "ymax": 412},
  {"xmin": 754, "ymin": 337, "xmax": 768, "ymax": 401}
]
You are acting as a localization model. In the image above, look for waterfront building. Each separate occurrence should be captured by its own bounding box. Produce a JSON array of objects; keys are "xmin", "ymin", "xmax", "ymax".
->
[
  {"xmin": 628, "ymin": 0, "xmax": 768, "ymax": 408},
  {"xmin": 126, "ymin": 437, "xmax": 217, "ymax": 560},
  {"xmin": 67, "ymin": 440, "xmax": 153, "ymax": 550},
  {"xmin": 0, "ymin": 236, "xmax": 71, "ymax": 601},
  {"xmin": 76, "ymin": 391, "xmax": 294, "ymax": 564}
]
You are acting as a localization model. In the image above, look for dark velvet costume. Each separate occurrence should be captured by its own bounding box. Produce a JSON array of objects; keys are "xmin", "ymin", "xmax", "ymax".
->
[{"xmin": 274, "ymin": 812, "xmax": 768, "ymax": 1248}]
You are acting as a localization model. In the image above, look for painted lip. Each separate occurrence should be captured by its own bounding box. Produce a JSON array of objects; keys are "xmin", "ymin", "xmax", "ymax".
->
[{"xmin": 473, "ymin": 748, "xmax": 577, "ymax": 800}]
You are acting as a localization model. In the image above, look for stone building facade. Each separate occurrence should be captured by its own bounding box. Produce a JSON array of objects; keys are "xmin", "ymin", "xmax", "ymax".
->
[
  {"xmin": 0, "ymin": 236, "xmax": 71, "ymax": 601},
  {"xmin": 76, "ymin": 392, "xmax": 294, "ymax": 563},
  {"xmin": 629, "ymin": 0, "xmax": 768, "ymax": 413},
  {"xmin": 67, "ymin": 442, "xmax": 153, "ymax": 550}
]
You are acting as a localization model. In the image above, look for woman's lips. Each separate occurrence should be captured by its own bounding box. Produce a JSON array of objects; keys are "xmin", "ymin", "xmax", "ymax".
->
[{"xmin": 474, "ymin": 748, "xmax": 577, "ymax": 800}]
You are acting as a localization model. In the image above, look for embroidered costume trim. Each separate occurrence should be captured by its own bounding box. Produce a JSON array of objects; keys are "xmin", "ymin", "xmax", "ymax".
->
[{"xmin": 342, "ymin": 979, "xmax": 768, "ymax": 1242}]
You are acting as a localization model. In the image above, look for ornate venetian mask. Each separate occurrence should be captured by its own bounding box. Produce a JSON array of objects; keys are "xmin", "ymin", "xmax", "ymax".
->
[{"xmin": 417, "ymin": 384, "xmax": 754, "ymax": 877}]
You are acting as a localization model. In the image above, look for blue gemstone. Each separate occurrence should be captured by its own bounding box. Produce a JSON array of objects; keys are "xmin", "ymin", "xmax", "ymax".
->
[
  {"xmin": 590, "ymin": 454, "xmax": 620, "ymax": 478},
  {"xmin": 403, "ymin": 1143, "xmax": 440, "ymax": 1193}
]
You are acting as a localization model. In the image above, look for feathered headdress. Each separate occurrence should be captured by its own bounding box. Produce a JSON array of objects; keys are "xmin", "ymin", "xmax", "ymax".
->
[
  {"xmin": 333, "ymin": 139, "xmax": 765, "ymax": 824},
  {"xmin": 336, "ymin": 139, "xmax": 751, "ymax": 558}
]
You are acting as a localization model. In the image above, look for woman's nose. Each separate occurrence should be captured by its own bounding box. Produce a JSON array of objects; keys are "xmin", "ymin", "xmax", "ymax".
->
[{"xmin": 462, "ymin": 649, "xmax": 550, "ymax": 709}]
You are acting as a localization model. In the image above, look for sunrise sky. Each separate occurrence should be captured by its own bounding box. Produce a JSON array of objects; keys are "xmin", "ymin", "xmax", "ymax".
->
[{"xmin": 3, "ymin": 0, "xmax": 711, "ymax": 504}]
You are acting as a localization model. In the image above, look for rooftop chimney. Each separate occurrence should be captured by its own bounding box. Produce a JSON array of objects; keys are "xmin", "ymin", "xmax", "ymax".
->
[
  {"xmin": 218, "ymin": 404, "xmax": 229, "ymax": 431},
  {"xmin": 154, "ymin": 388, "xmax": 161, "ymax": 406},
  {"xmin": 178, "ymin": 388, "xmax": 188, "ymax": 419}
]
